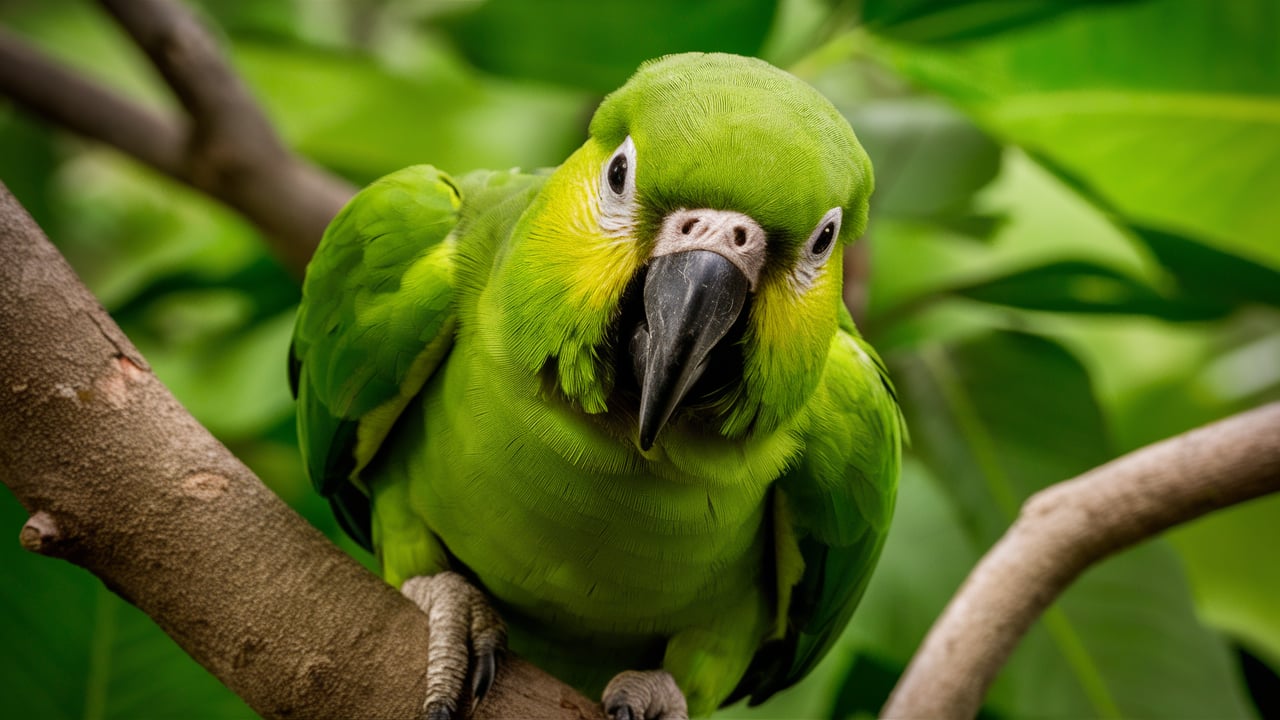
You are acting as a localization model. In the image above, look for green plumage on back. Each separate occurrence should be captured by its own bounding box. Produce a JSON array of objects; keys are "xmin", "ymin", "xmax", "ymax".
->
[{"xmin": 291, "ymin": 53, "xmax": 901, "ymax": 716}]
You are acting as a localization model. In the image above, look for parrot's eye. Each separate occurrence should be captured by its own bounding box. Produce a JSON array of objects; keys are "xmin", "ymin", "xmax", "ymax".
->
[
  {"xmin": 806, "ymin": 207, "xmax": 842, "ymax": 260},
  {"xmin": 812, "ymin": 222, "xmax": 836, "ymax": 256},
  {"xmin": 598, "ymin": 136, "xmax": 638, "ymax": 236},
  {"xmin": 602, "ymin": 136, "xmax": 635, "ymax": 198},
  {"xmin": 791, "ymin": 207, "xmax": 843, "ymax": 292},
  {"xmin": 608, "ymin": 155, "xmax": 628, "ymax": 195}
]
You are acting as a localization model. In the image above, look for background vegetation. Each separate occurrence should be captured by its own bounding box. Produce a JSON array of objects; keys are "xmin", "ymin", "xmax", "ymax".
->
[{"xmin": 1, "ymin": 0, "xmax": 1277, "ymax": 717}]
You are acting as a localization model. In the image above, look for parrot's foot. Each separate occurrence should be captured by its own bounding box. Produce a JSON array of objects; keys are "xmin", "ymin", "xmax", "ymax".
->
[
  {"xmin": 602, "ymin": 670, "xmax": 689, "ymax": 720},
  {"xmin": 401, "ymin": 572, "xmax": 506, "ymax": 720}
]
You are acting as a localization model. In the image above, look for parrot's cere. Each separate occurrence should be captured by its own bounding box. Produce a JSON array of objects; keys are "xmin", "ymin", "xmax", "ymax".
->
[{"xmin": 291, "ymin": 53, "xmax": 903, "ymax": 719}]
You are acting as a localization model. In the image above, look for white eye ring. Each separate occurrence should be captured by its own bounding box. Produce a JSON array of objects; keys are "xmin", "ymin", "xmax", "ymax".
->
[
  {"xmin": 792, "ymin": 206, "xmax": 842, "ymax": 291},
  {"xmin": 598, "ymin": 136, "xmax": 637, "ymax": 236},
  {"xmin": 805, "ymin": 207, "xmax": 842, "ymax": 260}
]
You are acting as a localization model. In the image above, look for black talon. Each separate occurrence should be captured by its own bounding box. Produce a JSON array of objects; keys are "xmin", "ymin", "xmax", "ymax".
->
[
  {"xmin": 425, "ymin": 701, "xmax": 454, "ymax": 720},
  {"xmin": 610, "ymin": 706, "xmax": 635, "ymax": 720},
  {"xmin": 472, "ymin": 649, "xmax": 497, "ymax": 702}
]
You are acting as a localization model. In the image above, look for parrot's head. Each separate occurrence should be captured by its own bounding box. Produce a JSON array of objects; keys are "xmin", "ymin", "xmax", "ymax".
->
[{"xmin": 496, "ymin": 52, "xmax": 873, "ymax": 452}]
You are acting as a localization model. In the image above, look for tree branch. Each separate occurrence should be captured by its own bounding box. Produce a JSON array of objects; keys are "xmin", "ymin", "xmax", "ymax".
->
[
  {"xmin": 881, "ymin": 401, "xmax": 1280, "ymax": 719},
  {"xmin": 0, "ymin": 183, "xmax": 601, "ymax": 718},
  {"xmin": 0, "ymin": 25, "xmax": 186, "ymax": 176},
  {"xmin": 0, "ymin": 0, "xmax": 355, "ymax": 276}
]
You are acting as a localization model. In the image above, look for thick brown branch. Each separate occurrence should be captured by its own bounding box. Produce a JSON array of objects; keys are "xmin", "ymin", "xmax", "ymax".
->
[
  {"xmin": 0, "ymin": 2, "xmax": 354, "ymax": 275},
  {"xmin": 881, "ymin": 402, "xmax": 1280, "ymax": 719},
  {"xmin": 0, "ymin": 185, "xmax": 601, "ymax": 717}
]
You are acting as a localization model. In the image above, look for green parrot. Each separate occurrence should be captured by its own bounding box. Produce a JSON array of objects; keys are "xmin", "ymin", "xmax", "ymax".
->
[{"xmin": 290, "ymin": 53, "xmax": 902, "ymax": 719}]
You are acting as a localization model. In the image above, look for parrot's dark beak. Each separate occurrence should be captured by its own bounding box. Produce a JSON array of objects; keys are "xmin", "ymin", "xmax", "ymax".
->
[{"xmin": 630, "ymin": 250, "xmax": 749, "ymax": 451}]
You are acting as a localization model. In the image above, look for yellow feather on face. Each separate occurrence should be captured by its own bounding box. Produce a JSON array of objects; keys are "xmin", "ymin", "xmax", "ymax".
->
[{"xmin": 488, "ymin": 141, "xmax": 648, "ymax": 414}]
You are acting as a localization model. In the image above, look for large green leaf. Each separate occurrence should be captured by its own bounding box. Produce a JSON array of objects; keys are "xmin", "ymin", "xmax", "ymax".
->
[
  {"xmin": 0, "ymin": 112, "xmax": 60, "ymax": 232},
  {"xmin": 0, "ymin": 493, "xmax": 253, "ymax": 719},
  {"xmin": 1171, "ymin": 494, "xmax": 1280, "ymax": 670},
  {"xmin": 1091, "ymin": 329, "xmax": 1280, "ymax": 670},
  {"xmin": 848, "ymin": 98, "xmax": 1002, "ymax": 224},
  {"xmin": 864, "ymin": 0, "xmax": 1280, "ymax": 266},
  {"xmin": 234, "ymin": 41, "xmax": 590, "ymax": 182},
  {"xmin": 944, "ymin": 260, "xmax": 1228, "ymax": 320},
  {"xmin": 864, "ymin": 144, "xmax": 1280, "ymax": 336},
  {"xmin": 1024, "ymin": 152, "xmax": 1280, "ymax": 313},
  {"xmin": 860, "ymin": 0, "xmax": 1141, "ymax": 44},
  {"xmin": 889, "ymin": 330, "xmax": 1256, "ymax": 717},
  {"xmin": 437, "ymin": 0, "xmax": 777, "ymax": 93},
  {"xmin": 865, "ymin": 149, "xmax": 1163, "ymax": 331}
]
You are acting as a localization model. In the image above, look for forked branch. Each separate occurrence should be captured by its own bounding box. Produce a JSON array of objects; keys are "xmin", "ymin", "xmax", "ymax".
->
[{"xmin": 0, "ymin": 0, "xmax": 354, "ymax": 274}]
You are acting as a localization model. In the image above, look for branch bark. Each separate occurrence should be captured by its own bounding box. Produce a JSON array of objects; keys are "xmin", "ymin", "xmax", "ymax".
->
[
  {"xmin": 881, "ymin": 401, "xmax": 1280, "ymax": 719},
  {"xmin": 0, "ymin": 0, "xmax": 355, "ymax": 276},
  {"xmin": 0, "ymin": 184, "xmax": 601, "ymax": 718}
]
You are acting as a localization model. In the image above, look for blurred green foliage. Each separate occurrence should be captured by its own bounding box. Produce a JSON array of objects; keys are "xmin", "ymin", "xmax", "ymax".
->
[{"xmin": 1, "ymin": 0, "xmax": 1277, "ymax": 717}]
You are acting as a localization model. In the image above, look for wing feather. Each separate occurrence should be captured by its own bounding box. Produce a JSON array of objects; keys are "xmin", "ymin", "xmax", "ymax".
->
[
  {"xmin": 289, "ymin": 165, "xmax": 462, "ymax": 549},
  {"xmin": 734, "ymin": 324, "xmax": 903, "ymax": 705}
]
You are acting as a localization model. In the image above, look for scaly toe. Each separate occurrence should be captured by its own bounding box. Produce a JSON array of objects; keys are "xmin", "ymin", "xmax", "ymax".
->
[
  {"xmin": 603, "ymin": 670, "xmax": 689, "ymax": 720},
  {"xmin": 401, "ymin": 572, "xmax": 507, "ymax": 720}
]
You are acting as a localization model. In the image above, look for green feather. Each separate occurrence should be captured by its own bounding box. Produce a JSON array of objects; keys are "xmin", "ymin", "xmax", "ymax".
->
[{"xmin": 290, "ymin": 164, "xmax": 462, "ymax": 542}]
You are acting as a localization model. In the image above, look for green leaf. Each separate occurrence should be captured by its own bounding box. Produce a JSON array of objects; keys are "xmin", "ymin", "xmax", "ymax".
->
[
  {"xmin": 865, "ymin": 150, "xmax": 1163, "ymax": 329},
  {"xmin": 234, "ymin": 41, "xmax": 590, "ymax": 180},
  {"xmin": 860, "ymin": 0, "xmax": 1141, "ymax": 44},
  {"xmin": 437, "ymin": 0, "xmax": 777, "ymax": 92},
  {"xmin": 888, "ymin": 330, "xmax": 1256, "ymax": 717},
  {"xmin": 1023, "ymin": 152, "xmax": 1280, "ymax": 312},
  {"xmin": 1136, "ymin": 225, "xmax": 1280, "ymax": 309},
  {"xmin": 133, "ymin": 308, "xmax": 299, "ymax": 440},
  {"xmin": 1171, "ymin": 495, "xmax": 1280, "ymax": 671},
  {"xmin": 52, "ymin": 154, "xmax": 269, "ymax": 311},
  {"xmin": 949, "ymin": 260, "xmax": 1230, "ymax": 319},
  {"xmin": 0, "ymin": 493, "xmax": 253, "ymax": 719},
  {"xmin": 895, "ymin": 332, "xmax": 1113, "ymax": 542},
  {"xmin": 0, "ymin": 112, "xmax": 60, "ymax": 232},
  {"xmin": 848, "ymin": 98, "xmax": 1002, "ymax": 222},
  {"xmin": 864, "ymin": 0, "xmax": 1280, "ymax": 266}
]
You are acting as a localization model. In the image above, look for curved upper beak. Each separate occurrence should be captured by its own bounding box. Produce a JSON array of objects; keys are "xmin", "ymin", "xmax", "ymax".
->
[{"xmin": 629, "ymin": 208, "xmax": 767, "ymax": 450}]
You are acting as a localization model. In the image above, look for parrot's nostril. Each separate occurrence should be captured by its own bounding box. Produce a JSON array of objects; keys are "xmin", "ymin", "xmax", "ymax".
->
[{"xmin": 655, "ymin": 210, "xmax": 765, "ymax": 288}]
